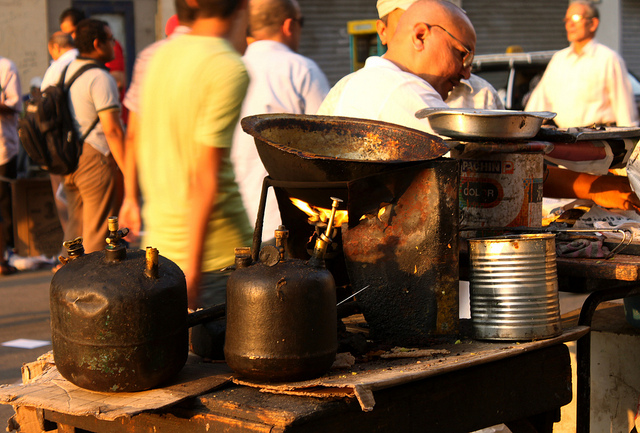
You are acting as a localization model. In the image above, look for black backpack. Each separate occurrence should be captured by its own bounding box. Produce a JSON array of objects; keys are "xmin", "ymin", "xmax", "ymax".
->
[{"xmin": 18, "ymin": 63, "xmax": 101, "ymax": 175}]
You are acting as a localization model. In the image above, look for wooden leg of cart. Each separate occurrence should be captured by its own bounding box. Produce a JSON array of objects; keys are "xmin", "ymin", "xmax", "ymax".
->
[{"xmin": 9, "ymin": 406, "xmax": 46, "ymax": 433}]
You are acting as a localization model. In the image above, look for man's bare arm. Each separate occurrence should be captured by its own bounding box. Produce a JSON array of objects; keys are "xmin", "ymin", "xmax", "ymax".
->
[
  {"xmin": 184, "ymin": 145, "xmax": 222, "ymax": 310},
  {"xmin": 98, "ymin": 108, "xmax": 125, "ymax": 170},
  {"xmin": 545, "ymin": 166, "xmax": 640, "ymax": 211}
]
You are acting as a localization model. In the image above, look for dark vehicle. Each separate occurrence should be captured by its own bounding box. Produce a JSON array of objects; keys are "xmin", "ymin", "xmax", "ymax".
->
[{"xmin": 472, "ymin": 50, "xmax": 640, "ymax": 113}]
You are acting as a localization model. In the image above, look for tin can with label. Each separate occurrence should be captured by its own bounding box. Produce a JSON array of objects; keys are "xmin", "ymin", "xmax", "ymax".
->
[{"xmin": 458, "ymin": 152, "xmax": 543, "ymax": 230}]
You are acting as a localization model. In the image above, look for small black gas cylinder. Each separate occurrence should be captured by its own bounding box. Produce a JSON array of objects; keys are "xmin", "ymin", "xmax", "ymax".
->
[
  {"xmin": 224, "ymin": 200, "xmax": 341, "ymax": 382},
  {"xmin": 50, "ymin": 217, "xmax": 189, "ymax": 392}
]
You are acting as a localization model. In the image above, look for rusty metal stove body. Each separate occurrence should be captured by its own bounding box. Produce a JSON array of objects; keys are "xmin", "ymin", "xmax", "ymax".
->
[{"xmin": 243, "ymin": 114, "xmax": 462, "ymax": 346}]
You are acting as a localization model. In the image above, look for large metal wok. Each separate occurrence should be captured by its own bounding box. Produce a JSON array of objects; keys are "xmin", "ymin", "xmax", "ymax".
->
[
  {"xmin": 415, "ymin": 108, "xmax": 556, "ymax": 140},
  {"xmin": 241, "ymin": 114, "xmax": 451, "ymax": 207}
]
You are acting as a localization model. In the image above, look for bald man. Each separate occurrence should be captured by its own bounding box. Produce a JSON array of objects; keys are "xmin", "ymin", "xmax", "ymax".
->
[
  {"xmin": 41, "ymin": 32, "xmax": 79, "ymax": 90},
  {"xmin": 317, "ymin": 0, "xmax": 475, "ymax": 135},
  {"xmin": 375, "ymin": 0, "xmax": 502, "ymax": 110}
]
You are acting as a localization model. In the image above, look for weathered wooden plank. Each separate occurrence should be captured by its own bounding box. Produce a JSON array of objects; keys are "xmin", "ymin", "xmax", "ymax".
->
[
  {"xmin": 37, "ymin": 344, "xmax": 571, "ymax": 433},
  {"xmin": 196, "ymin": 345, "xmax": 573, "ymax": 433},
  {"xmin": 55, "ymin": 423, "xmax": 76, "ymax": 433},
  {"xmin": 0, "ymin": 363, "xmax": 232, "ymax": 422},
  {"xmin": 11, "ymin": 406, "xmax": 45, "ymax": 433},
  {"xmin": 227, "ymin": 327, "xmax": 586, "ymax": 412},
  {"xmin": 556, "ymin": 254, "xmax": 640, "ymax": 283},
  {"xmin": 280, "ymin": 344, "xmax": 572, "ymax": 433},
  {"xmin": 199, "ymin": 385, "xmax": 356, "ymax": 429},
  {"xmin": 45, "ymin": 408, "xmax": 278, "ymax": 433}
]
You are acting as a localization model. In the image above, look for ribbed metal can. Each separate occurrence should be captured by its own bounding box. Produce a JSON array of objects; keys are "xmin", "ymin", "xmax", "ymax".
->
[{"xmin": 468, "ymin": 233, "xmax": 561, "ymax": 341}]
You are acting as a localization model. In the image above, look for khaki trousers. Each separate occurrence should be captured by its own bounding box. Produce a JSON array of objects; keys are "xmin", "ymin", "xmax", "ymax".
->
[{"xmin": 62, "ymin": 142, "xmax": 122, "ymax": 255}]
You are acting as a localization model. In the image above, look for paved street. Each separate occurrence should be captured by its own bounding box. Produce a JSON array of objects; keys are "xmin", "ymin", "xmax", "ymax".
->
[{"xmin": 0, "ymin": 268, "xmax": 53, "ymax": 427}]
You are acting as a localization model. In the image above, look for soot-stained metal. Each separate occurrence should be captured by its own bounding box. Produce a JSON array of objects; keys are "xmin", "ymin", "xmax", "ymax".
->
[{"xmin": 342, "ymin": 161, "xmax": 461, "ymax": 345}]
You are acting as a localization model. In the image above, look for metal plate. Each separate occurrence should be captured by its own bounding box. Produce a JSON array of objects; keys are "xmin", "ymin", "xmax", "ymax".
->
[{"xmin": 415, "ymin": 108, "xmax": 556, "ymax": 140}]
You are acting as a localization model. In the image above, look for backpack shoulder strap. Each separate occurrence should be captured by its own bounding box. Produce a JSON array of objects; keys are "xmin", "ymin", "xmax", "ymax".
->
[
  {"xmin": 56, "ymin": 64, "xmax": 71, "ymax": 88},
  {"xmin": 59, "ymin": 62, "xmax": 106, "ymax": 143},
  {"xmin": 63, "ymin": 62, "xmax": 104, "ymax": 90}
]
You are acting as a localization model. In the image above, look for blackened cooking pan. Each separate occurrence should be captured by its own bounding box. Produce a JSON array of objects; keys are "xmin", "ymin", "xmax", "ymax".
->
[{"xmin": 241, "ymin": 114, "xmax": 451, "ymax": 207}]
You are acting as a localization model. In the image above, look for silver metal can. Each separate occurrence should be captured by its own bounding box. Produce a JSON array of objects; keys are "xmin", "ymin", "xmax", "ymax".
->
[{"xmin": 468, "ymin": 233, "xmax": 561, "ymax": 341}]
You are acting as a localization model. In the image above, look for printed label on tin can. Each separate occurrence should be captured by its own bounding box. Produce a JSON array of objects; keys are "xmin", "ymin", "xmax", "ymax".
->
[{"xmin": 459, "ymin": 153, "xmax": 543, "ymax": 228}]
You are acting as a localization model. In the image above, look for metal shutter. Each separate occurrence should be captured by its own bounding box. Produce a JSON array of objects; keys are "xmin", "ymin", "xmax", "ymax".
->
[
  {"xmin": 461, "ymin": 0, "xmax": 568, "ymax": 55},
  {"xmin": 622, "ymin": 0, "xmax": 640, "ymax": 76},
  {"xmin": 298, "ymin": 0, "xmax": 378, "ymax": 86},
  {"xmin": 297, "ymin": 0, "xmax": 571, "ymax": 86}
]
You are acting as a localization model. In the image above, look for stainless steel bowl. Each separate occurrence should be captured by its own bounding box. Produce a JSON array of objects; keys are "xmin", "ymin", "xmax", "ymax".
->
[{"xmin": 415, "ymin": 108, "xmax": 556, "ymax": 140}]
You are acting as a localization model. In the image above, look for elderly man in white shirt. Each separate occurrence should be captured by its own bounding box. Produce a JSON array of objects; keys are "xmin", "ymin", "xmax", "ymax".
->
[
  {"xmin": 446, "ymin": 74, "xmax": 504, "ymax": 110},
  {"xmin": 526, "ymin": 1, "xmax": 638, "ymax": 128}
]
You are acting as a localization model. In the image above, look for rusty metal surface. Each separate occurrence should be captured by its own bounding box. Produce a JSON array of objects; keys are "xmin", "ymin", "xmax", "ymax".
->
[
  {"xmin": 241, "ymin": 114, "xmax": 450, "ymax": 206},
  {"xmin": 451, "ymin": 140, "xmax": 551, "ymax": 158},
  {"xmin": 50, "ymin": 249, "xmax": 189, "ymax": 392},
  {"xmin": 341, "ymin": 160, "xmax": 460, "ymax": 346}
]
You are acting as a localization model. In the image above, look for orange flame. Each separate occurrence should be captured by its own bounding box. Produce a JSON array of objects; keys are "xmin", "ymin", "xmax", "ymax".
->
[{"xmin": 290, "ymin": 198, "xmax": 349, "ymax": 227}]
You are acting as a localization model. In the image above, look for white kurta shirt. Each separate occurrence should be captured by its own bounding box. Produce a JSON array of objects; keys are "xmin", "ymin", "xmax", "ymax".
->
[
  {"xmin": 525, "ymin": 39, "xmax": 639, "ymax": 128},
  {"xmin": 446, "ymin": 74, "xmax": 504, "ymax": 110},
  {"xmin": 232, "ymin": 40, "xmax": 330, "ymax": 240},
  {"xmin": 317, "ymin": 56, "xmax": 447, "ymax": 135},
  {"xmin": 40, "ymin": 48, "xmax": 79, "ymax": 90}
]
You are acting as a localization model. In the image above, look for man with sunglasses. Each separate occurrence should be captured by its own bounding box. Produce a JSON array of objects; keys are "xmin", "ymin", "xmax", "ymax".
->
[
  {"xmin": 526, "ymin": 1, "xmax": 638, "ymax": 128},
  {"xmin": 317, "ymin": 0, "xmax": 475, "ymax": 135},
  {"xmin": 375, "ymin": 0, "xmax": 502, "ymax": 111}
]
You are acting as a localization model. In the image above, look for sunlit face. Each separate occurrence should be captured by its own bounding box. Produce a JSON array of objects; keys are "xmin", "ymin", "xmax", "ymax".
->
[
  {"xmin": 99, "ymin": 25, "xmax": 116, "ymax": 63},
  {"xmin": 564, "ymin": 3, "xmax": 597, "ymax": 44},
  {"xmin": 60, "ymin": 19, "xmax": 76, "ymax": 37},
  {"xmin": 48, "ymin": 43, "xmax": 61, "ymax": 61},
  {"xmin": 417, "ymin": 22, "xmax": 475, "ymax": 99}
]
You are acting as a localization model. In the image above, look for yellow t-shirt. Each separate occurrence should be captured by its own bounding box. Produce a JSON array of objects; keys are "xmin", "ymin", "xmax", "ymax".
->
[{"xmin": 137, "ymin": 35, "xmax": 252, "ymax": 272}]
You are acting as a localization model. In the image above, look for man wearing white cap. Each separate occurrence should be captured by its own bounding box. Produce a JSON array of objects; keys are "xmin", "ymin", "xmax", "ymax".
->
[
  {"xmin": 375, "ymin": 0, "xmax": 415, "ymax": 46},
  {"xmin": 376, "ymin": 0, "xmax": 503, "ymax": 110},
  {"xmin": 317, "ymin": 0, "xmax": 475, "ymax": 134}
]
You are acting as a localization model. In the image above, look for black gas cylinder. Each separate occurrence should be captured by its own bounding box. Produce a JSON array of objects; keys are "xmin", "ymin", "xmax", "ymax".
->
[
  {"xmin": 225, "ymin": 221, "xmax": 338, "ymax": 382},
  {"xmin": 50, "ymin": 218, "xmax": 189, "ymax": 392}
]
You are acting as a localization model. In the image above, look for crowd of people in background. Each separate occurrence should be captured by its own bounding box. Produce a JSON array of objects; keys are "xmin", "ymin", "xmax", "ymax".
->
[{"xmin": 1, "ymin": 0, "xmax": 640, "ymax": 309}]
